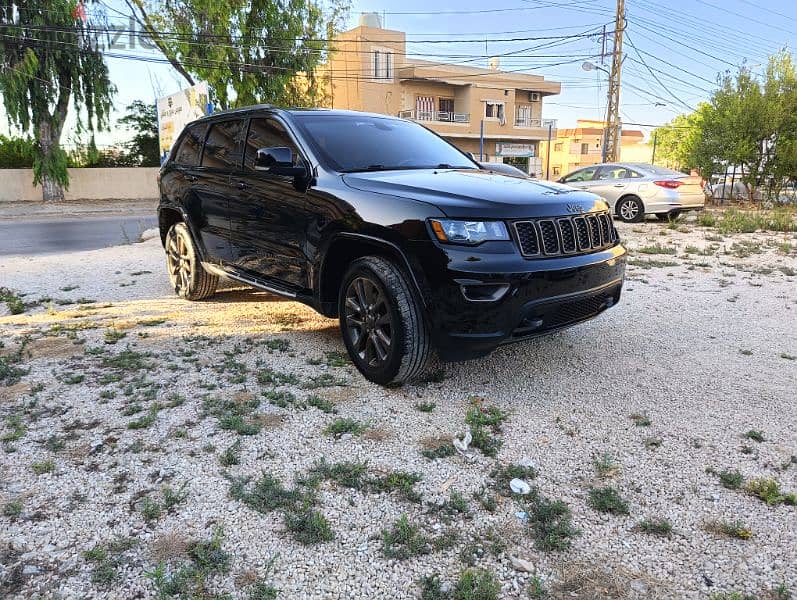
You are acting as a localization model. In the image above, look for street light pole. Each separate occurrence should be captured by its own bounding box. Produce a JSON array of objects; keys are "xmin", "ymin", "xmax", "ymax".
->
[{"xmin": 545, "ymin": 120, "xmax": 553, "ymax": 179}]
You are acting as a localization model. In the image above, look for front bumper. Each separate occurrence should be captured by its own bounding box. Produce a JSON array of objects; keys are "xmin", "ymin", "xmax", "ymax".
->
[{"xmin": 413, "ymin": 241, "xmax": 627, "ymax": 361}]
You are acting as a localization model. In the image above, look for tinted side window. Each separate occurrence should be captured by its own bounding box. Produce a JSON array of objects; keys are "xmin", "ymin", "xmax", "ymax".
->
[
  {"xmin": 174, "ymin": 123, "xmax": 207, "ymax": 166},
  {"xmin": 201, "ymin": 120, "xmax": 245, "ymax": 169},
  {"xmin": 244, "ymin": 118, "xmax": 300, "ymax": 170}
]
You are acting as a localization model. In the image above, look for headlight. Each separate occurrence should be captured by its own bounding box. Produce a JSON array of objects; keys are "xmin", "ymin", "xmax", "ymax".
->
[{"xmin": 429, "ymin": 219, "xmax": 510, "ymax": 245}]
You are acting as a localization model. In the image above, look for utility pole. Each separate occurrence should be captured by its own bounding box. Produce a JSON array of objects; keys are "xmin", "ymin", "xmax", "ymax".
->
[{"xmin": 602, "ymin": 0, "xmax": 625, "ymax": 163}]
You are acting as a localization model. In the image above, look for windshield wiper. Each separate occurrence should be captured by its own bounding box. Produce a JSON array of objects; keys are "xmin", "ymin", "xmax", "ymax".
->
[
  {"xmin": 343, "ymin": 164, "xmax": 477, "ymax": 173},
  {"xmin": 435, "ymin": 163, "xmax": 476, "ymax": 169},
  {"xmin": 344, "ymin": 164, "xmax": 425, "ymax": 173}
]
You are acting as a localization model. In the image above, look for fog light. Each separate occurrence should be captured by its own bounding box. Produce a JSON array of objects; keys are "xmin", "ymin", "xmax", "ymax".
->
[{"xmin": 460, "ymin": 283, "xmax": 510, "ymax": 302}]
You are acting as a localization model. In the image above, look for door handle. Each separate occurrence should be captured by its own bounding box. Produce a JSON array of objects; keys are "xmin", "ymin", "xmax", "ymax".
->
[
  {"xmin": 613, "ymin": 183, "xmax": 625, "ymax": 187},
  {"xmin": 236, "ymin": 181, "xmax": 248, "ymax": 190}
]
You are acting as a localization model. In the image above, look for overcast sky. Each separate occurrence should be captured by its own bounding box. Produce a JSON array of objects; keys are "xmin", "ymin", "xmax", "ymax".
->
[{"xmin": 3, "ymin": 0, "xmax": 796, "ymax": 147}]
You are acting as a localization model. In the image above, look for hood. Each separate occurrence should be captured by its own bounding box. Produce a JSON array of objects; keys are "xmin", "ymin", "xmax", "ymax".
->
[{"xmin": 342, "ymin": 169, "xmax": 607, "ymax": 219}]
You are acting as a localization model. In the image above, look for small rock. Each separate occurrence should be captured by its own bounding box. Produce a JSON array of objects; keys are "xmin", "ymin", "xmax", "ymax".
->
[
  {"xmin": 510, "ymin": 557, "xmax": 535, "ymax": 573},
  {"xmin": 510, "ymin": 478, "xmax": 531, "ymax": 495},
  {"xmin": 59, "ymin": 557, "xmax": 78, "ymax": 574},
  {"xmin": 22, "ymin": 565, "xmax": 41, "ymax": 576}
]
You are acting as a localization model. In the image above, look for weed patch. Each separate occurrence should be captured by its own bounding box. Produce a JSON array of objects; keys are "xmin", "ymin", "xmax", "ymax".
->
[
  {"xmin": 588, "ymin": 486, "xmax": 630, "ymax": 515},
  {"xmin": 324, "ymin": 417, "xmax": 368, "ymax": 437},
  {"xmin": 705, "ymin": 519, "xmax": 753, "ymax": 540},
  {"xmin": 637, "ymin": 517, "xmax": 672, "ymax": 537}
]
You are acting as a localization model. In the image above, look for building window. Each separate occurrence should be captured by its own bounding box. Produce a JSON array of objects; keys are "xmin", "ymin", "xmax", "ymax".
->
[
  {"xmin": 484, "ymin": 101, "xmax": 505, "ymax": 121},
  {"xmin": 554, "ymin": 142, "xmax": 563, "ymax": 152},
  {"xmin": 515, "ymin": 104, "xmax": 533, "ymax": 126},
  {"xmin": 372, "ymin": 48, "xmax": 394, "ymax": 80},
  {"xmin": 580, "ymin": 142, "xmax": 590, "ymax": 155},
  {"xmin": 553, "ymin": 166, "xmax": 561, "ymax": 176}
]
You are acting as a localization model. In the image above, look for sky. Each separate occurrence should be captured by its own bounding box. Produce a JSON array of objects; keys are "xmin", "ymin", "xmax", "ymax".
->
[{"xmin": 4, "ymin": 0, "xmax": 797, "ymax": 147}]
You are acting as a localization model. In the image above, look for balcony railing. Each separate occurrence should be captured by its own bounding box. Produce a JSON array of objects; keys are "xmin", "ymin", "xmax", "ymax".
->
[{"xmin": 398, "ymin": 109, "xmax": 470, "ymax": 123}]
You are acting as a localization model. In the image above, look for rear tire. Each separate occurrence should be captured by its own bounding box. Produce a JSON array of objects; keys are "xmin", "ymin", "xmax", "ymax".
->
[
  {"xmin": 616, "ymin": 196, "xmax": 644, "ymax": 223},
  {"xmin": 339, "ymin": 256, "xmax": 431, "ymax": 385},
  {"xmin": 165, "ymin": 222, "xmax": 218, "ymax": 300}
]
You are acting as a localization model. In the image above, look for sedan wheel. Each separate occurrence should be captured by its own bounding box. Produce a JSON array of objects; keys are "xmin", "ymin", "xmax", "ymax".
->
[{"xmin": 617, "ymin": 197, "xmax": 644, "ymax": 223}]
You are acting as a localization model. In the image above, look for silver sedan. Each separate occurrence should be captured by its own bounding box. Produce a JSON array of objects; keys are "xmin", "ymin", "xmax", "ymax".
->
[{"xmin": 557, "ymin": 162, "xmax": 705, "ymax": 222}]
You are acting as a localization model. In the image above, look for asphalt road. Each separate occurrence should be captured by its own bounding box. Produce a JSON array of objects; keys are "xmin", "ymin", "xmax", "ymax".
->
[{"xmin": 0, "ymin": 214, "xmax": 158, "ymax": 256}]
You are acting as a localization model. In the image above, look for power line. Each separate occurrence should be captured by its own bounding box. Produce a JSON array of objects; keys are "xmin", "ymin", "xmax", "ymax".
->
[
  {"xmin": 0, "ymin": 22, "xmax": 606, "ymax": 45},
  {"xmin": 625, "ymin": 32, "xmax": 697, "ymax": 110}
]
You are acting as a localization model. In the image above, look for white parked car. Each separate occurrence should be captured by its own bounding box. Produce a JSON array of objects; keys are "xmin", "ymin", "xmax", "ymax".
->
[{"xmin": 557, "ymin": 163, "xmax": 705, "ymax": 222}]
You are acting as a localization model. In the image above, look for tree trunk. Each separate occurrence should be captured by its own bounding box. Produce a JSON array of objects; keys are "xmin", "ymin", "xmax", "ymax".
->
[{"xmin": 38, "ymin": 119, "xmax": 65, "ymax": 202}]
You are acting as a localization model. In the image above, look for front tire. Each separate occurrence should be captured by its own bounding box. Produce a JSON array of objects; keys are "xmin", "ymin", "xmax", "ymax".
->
[
  {"xmin": 339, "ymin": 256, "xmax": 431, "ymax": 385},
  {"xmin": 616, "ymin": 196, "xmax": 644, "ymax": 223},
  {"xmin": 165, "ymin": 223, "xmax": 218, "ymax": 300}
]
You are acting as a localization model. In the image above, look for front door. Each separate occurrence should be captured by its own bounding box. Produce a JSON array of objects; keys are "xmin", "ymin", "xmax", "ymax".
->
[
  {"xmin": 560, "ymin": 165, "xmax": 601, "ymax": 191},
  {"xmin": 228, "ymin": 117, "xmax": 311, "ymax": 289}
]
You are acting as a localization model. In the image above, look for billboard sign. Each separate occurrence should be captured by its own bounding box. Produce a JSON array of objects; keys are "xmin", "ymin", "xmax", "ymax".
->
[
  {"xmin": 495, "ymin": 142, "xmax": 536, "ymax": 158},
  {"xmin": 157, "ymin": 82, "xmax": 210, "ymax": 162}
]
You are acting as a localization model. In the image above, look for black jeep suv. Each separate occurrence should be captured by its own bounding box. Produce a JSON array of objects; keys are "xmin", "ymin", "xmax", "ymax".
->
[{"xmin": 157, "ymin": 107, "xmax": 626, "ymax": 385}]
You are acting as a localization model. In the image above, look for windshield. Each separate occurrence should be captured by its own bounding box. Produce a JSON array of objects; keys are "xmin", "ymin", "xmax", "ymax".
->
[{"xmin": 292, "ymin": 113, "xmax": 478, "ymax": 173}]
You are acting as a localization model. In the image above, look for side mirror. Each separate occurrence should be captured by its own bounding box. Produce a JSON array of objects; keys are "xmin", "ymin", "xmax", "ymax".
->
[
  {"xmin": 557, "ymin": 177, "xmax": 565, "ymax": 183},
  {"xmin": 255, "ymin": 146, "xmax": 307, "ymax": 177}
]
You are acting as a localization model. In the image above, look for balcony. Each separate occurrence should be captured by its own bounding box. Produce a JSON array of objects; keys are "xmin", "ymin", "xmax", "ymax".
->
[
  {"xmin": 398, "ymin": 109, "xmax": 470, "ymax": 124},
  {"xmin": 515, "ymin": 117, "xmax": 558, "ymax": 129}
]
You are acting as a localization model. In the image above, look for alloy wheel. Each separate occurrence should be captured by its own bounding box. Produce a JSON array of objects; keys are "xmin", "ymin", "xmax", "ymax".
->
[
  {"xmin": 344, "ymin": 276, "xmax": 394, "ymax": 368},
  {"xmin": 166, "ymin": 231, "xmax": 191, "ymax": 294},
  {"xmin": 619, "ymin": 199, "xmax": 639, "ymax": 221}
]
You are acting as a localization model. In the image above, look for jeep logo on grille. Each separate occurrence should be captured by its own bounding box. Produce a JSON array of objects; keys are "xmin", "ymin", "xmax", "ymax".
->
[{"xmin": 565, "ymin": 203, "xmax": 584, "ymax": 214}]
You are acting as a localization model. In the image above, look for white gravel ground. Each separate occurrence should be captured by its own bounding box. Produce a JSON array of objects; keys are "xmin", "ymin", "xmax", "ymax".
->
[{"xmin": 1, "ymin": 216, "xmax": 796, "ymax": 599}]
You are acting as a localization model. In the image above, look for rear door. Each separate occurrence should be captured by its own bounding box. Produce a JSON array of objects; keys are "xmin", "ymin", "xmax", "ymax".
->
[
  {"xmin": 228, "ymin": 116, "xmax": 311, "ymax": 289},
  {"xmin": 170, "ymin": 121, "xmax": 229, "ymax": 263},
  {"xmin": 191, "ymin": 118, "xmax": 246, "ymax": 263},
  {"xmin": 590, "ymin": 165, "xmax": 643, "ymax": 208}
]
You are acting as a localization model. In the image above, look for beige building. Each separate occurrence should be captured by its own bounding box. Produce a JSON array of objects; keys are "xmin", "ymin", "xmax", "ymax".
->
[
  {"xmin": 323, "ymin": 14, "xmax": 561, "ymax": 176},
  {"xmin": 539, "ymin": 119, "xmax": 653, "ymax": 179}
]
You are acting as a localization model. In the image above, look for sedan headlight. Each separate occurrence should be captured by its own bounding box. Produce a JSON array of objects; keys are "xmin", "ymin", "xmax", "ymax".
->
[{"xmin": 429, "ymin": 219, "xmax": 510, "ymax": 245}]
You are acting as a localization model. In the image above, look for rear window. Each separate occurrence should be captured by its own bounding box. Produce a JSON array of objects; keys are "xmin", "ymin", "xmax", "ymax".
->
[
  {"xmin": 632, "ymin": 164, "xmax": 685, "ymax": 178},
  {"xmin": 173, "ymin": 123, "xmax": 207, "ymax": 166}
]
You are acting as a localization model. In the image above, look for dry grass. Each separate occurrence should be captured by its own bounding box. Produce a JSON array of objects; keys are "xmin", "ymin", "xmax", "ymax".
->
[
  {"xmin": 362, "ymin": 427, "xmax": 391, "ymax": 442},
  {"xmin": 256, "ymin": 413, "xmax": 286, "ymax": 429},
  {"xmin": 150, "ymin": 531, "xmax": 190, "ymax": 563},
  {"xmin": 550, "ymin": 561, "xmax": 669, "ymax": 599}
]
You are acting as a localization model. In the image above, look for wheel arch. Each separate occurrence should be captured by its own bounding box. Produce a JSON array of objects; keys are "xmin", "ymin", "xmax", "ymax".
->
[
  {"xmin": 317, "ymin": 233, "xmax": 427, "ymax": 318},
  {"xmin": 158, "ymin": 206, "xmax": 185, "ymax": 246}
]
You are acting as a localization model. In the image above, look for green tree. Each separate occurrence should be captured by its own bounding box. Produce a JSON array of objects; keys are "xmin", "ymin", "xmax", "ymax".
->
[
  {"xmin": 0, "ymin": 135, "xmax": 36, "ymax": 168},
  {"xmin": 124, "ymin": 0, "xmax": 349, "ymax": 110},
  {"xmin": 652, "ymin": 51, "xmax": 797, "ymax": 201},
  {"xmin": 118, "ymin": 100, "xmax": 159, "ymax": 166},
  {"xmin": 0, "ymin": 1, "xmax": 115, "ymax": 201}
]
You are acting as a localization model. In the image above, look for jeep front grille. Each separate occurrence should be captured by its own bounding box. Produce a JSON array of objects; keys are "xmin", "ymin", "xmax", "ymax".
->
[{"xmin": 513, "ymin": 212, "xmax": 618, "ymax": 257}]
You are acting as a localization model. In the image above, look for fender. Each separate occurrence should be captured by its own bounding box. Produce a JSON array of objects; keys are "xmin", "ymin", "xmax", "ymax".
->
[
  {"xmin": 157, "ymin": 202, "xmax": 210, "ymax": 264},
  {"xmin": 318, "ymin": 232, "xmax": 429, "ymax": 310}
]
